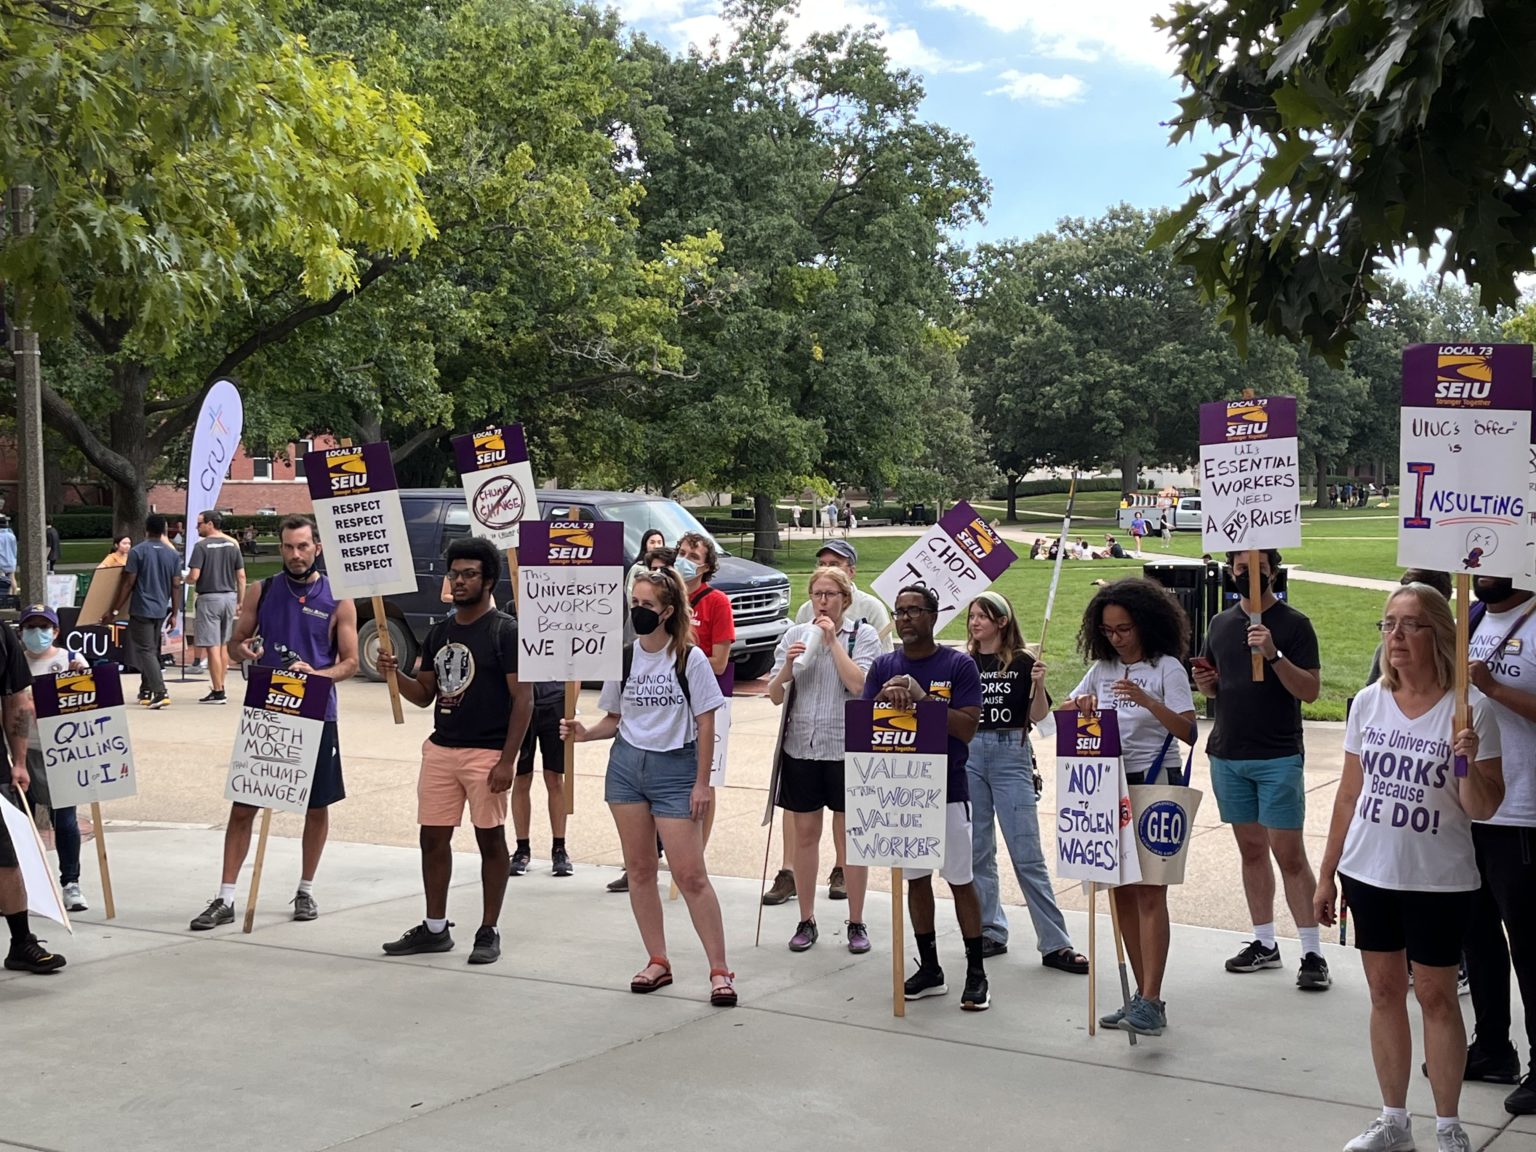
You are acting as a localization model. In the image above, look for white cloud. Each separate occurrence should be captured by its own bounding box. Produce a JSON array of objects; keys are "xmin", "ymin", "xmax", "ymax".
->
[
  {"xmin": 928, "ymin": 0, "xmax": 1174, "ymax": 72},
  {"xmin": 987, "ymin": 70, "xmax": 1086, "ymax": 106}
]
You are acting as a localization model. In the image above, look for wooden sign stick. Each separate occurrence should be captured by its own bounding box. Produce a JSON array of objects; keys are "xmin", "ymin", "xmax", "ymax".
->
[
  {"xmin": 754, "ymin": 807, "xmax": 776, "ymax": 947},
  {"xmin": 891, "ymin": 866, "xmax": 906, "ymax": 1018},
  {"xmin": 90, "ymin": 801, "xmax": 116, "ymax": 919},
  {"xmin": 1248, "ymin": 552, "xmax": 1265, "ymax": 682},
  {"xmin": 1087, "ymin": 880, "xmax": 1098, "ymax": 1035},
  {"xmin": 1108, "ymin": 893, "xmax": 1136, "ymax": 1046},
  {"xmin": 563, "ymin": 681, "xmax": 578, "ymax": 815},
  {"xmin": 1454, "ymin": 573, "xmax": 1471, "ymax": 776},
  {"xmin": 372, "ymin": 595, "xmax": 405, "ymax": 725},
  {"xmin": 242, "ymin": 807, "xmax": 272, "ymax": 934}
]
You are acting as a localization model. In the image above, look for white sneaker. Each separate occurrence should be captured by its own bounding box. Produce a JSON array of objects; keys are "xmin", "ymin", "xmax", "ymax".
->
[
  {"xmin": 62, "ymin": 882, "xmax": 88, "ymax": 912},
  {"xmin": 1345, "ymin": 1114, "xmax": 1414, "ymax": 1152},
  {"xmin": 1436, "ymin": 1124, "xmax": 1471, "ymax": 1152}
]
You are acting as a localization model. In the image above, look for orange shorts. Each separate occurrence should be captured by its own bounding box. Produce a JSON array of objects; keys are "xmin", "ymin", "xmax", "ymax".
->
[{"xmin": 417, "ymin": 739, "xmax": 508, "ymax": 829}]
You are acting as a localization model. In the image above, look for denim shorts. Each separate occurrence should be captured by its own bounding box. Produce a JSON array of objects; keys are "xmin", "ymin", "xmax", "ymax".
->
[
  {"xmin": 605, "ymin": 734, "xmax": 699, "ymax": 820},
  {"xmin": 1209, "ymin": 753, "xmax": 1305, "ymax": 829}
]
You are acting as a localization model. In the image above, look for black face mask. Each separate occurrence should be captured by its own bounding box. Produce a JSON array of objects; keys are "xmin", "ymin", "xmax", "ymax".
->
[
  {"xmin": 1233, "ymin": 569, "xmax": 1269, "ymax": 595},
  {"xmin": 631, "ymin": 606, "xmax": 662, "ymax": 635},
  {"xmin": 1474, "ymin": 578, "xmax": 1516, "ymax": 604}
]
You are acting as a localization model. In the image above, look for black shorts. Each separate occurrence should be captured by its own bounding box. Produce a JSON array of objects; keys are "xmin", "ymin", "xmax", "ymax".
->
[
  {"xmin": 232, "ymin": 720, "xmax": 345, "ymax": 811},
  {"xmin": 517, "ymin": 705, "xmax": 564, "ymax": 776},
  {"xmin": 0, "ymin": 795, "xmax": 16, "ymax": 868},
  {"xmin": 776, "ymin": 754, "xmax": 844, "ymax": 814},
  {"xmin": 1339, "ymin": 873, "xmax": 1471, "ymax": 968}
]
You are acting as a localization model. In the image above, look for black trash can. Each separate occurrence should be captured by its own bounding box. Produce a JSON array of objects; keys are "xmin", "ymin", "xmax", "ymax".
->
[{"xmin": 1142, "ymin": 560, "xmax": 1221, "ymax": 661}]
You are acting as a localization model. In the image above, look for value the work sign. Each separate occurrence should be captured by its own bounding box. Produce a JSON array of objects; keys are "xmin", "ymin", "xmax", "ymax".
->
[
  {"xmin": 1399, "ymin": 344, "xmax": 1533, "ymax": 578},
  {"xmin": 452, "ymin": 424, "xmax": 539, "ymax": 549},
  {"xmin": 870, "ymin": 500, "xmax": 1017, "ymax": 633},
  {"xmin": 515, "ymin": 521, "xmax": 625, "ymax": 682},
  {"xmin": 304, "ymin": 442, "xmax": 416, "ymax": 598},
  {"xmin": 226, "ymin": 667, "xmax": 330, "ymax": 815},
  {"xmin": 843, "ymin": 699, "xmax": 948, "ymax": 871},
  {"xmin": 1054, "ymin": 708, "xmax": 1140, "ymax": 887},
  {"xmin": 31, "ymin": 666, "xmax": 136, "ymax": 807},
  {"xmin": 1198, "ymin": 395, "xmax": 1301, "ymax": 552}
]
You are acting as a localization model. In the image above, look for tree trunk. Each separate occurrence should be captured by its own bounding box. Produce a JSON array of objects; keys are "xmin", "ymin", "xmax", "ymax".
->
[
  {"xmin": 108, "ymin": 363, "xmax": 153, "ymax": 540},
  {"xmin": 1314, "ymin": 453, "xmax": 1328, "ymax": 507},
  {"xmin": 42, "ymin": 436, "xmax": 65, "ymax": 515},
  {"xmin": 1006, "ymin": 474, "xmax": 1019, "ymax": 522},
  {"xmin": 751, "ymin": 491, "xmax": 780, "ymax": 564},
  {"xmin": 1119, "ymin": 451, "xmax": 1142, "ymax": 497}
]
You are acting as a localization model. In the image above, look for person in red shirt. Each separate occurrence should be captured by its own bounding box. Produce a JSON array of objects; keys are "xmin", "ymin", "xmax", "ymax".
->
[{"xmin": 676, "ymin": 533, "xmax": 736, "ymax": 695}]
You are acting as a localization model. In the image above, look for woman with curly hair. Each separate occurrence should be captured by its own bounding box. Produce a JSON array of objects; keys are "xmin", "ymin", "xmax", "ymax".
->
[{"xmin": 1070, "ymin": 578, "xmax": 1197, "ymax": 1038}]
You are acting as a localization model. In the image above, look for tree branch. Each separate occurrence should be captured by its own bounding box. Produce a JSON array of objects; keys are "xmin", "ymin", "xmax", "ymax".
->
[
  {"xmin": 38, "ymin": 380, "xmax": 137, "ymax": 488},
  {"xmin": 388, "ymin": 424, "xmax": 447, "ymax": 466}
]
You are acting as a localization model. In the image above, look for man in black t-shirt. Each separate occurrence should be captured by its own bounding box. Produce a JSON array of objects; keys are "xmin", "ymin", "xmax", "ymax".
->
[
  {"xmin": 1194, "ymin": 549, "xmax": 1330, "ymax": 991},
  {"xmin": 378, "ymin": 536, "xmax": 533, "ymax": 966}
]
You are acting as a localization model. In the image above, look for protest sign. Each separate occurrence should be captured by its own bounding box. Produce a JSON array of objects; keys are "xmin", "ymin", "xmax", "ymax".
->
[
  {"xmin": 184, "ymin": 379, "xmax": 243, "ymax": 566},
  {"xmin": 870, "ymin": 501, "xmax": 1017, "ymax": 632},
  {"xmin": 55, "ymin": 608, "xmax": 128, "ymax": 669},
  {"xmin": 32, "ymin": 666, "xmax": 135, "ymax": 808},
  {"xmin": 1053, "ymin": 709, "xmax": 1140, "ymax": 887},
  {"xmin": 303, "ymin": 442, "xmax": 416, "ymax": 598},
  {"xmin": 0, "ymin": 792, "xmax": 69, "ymax": 930},
  {"xmin": 1398, "ymin": 344, "xmax": 1533, "ymax": 578},
  {"xmin": 710, "ymin": 699, "xmax": 731, "ymax": 788},
  {"xmin": 515, "ymin": 521, "xmax": 625, "ymax": 682},
  {"xmin": 1198, "ymin": 396, "xmax": 1301, "ymax": 552},
  {"xmin": 452, "ymin": 425, "xmax": 539, "ymax": 550},
  {"xmin": 843, "ymin": 699, "xmax": 948, "ymax": 870},
  {"xmin": 226, "ymin": 667, "xmax": 330, "ymax": 815}
]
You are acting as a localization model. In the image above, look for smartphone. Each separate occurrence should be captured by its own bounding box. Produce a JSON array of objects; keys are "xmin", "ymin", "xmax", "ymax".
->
[{"xmin": 1191, "ymin": 657, "xmax": 1216, "ymax": 674}]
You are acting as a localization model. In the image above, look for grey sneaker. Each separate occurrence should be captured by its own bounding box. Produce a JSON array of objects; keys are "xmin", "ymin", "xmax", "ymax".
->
[
  {"xmin": 291, "ymin": 890, "xmax": 318, "ymax": 921},
  {"xmin": 1343, "ymin": 1114, "xmax": 1414, "ymax": 1152},
  {"xmin": 508, "ymin": 848, "xmax": 530, "ymax": 876},
  {"xmin": 1120, "ymin": 995, "xmax": 1167, "ymax": 1036},
  {"xmin": 551, "ymin": 846, "xmax": 573, "ymax": 877},
  {"xmin": 468, "ymin": 925, "xmax": 500, "ymax": 965},
  {"xmin": 189, "ymin": 897, "xmax": 234, "ymax": 931},
  {"xmin": 1435, "ymin": 1124, "xmax": 1471, "ymax": 1152},
  {"xmin": 1100, "ymin": 993, "xmax": 1138, "ymax": 1029},
  {"xmin": 61, "ymin": 882, "xmax": 87, "ymax": 912}
]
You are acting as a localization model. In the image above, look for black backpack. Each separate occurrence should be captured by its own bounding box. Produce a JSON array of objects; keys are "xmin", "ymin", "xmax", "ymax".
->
[{"xmin": 620, "ymin": 642, "xmax": 694, "ymax": 708}]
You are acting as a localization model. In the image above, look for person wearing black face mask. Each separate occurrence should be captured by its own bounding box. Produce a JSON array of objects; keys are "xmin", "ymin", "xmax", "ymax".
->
[{"xmin": 1192, "ymin": 549, "xmax": 1329, "ymax": 990}]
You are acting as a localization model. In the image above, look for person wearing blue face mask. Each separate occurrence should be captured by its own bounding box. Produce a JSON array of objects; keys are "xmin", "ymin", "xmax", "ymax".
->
[{"xmin": 17, "ymin": 605, "xmax": 89, "ymax": 912}]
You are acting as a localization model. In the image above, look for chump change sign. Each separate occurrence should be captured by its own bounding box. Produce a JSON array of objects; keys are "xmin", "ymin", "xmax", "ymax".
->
[
  {"xmin": 1054, "ymin": 708, "xmax": 1140, "ymax": 887},
  {"xmin": 1199, "ymin": 395, "xmax": 1301, "ymax": 552},
  {"xmin": 31, "ymin": 665, "xmax": 136, "ymax": 807},
  {"xmin": 304, "ymin": 442, "xmax": 416, "ymax": 598},
  {"xmin": 843, "ymin": 699, "xmax": 948, "ymax": 871},
  {"xmin": 515, "ymin": 521, "xmax": 625, "ymax": 682},
  {"xmin": 226, "ymin": 667, "xmax": 330, "ymax": 815},
  {"xmin": 870, "ymin": 500, "xmax": 1017, "ymax": 632},
  {"xmin": 1398, "ymin": 344, "xmax": 1533, "ymax": 578},
  {"xmin": 452, "ymin": 424, "xmax": 539, "ymax": 549}
]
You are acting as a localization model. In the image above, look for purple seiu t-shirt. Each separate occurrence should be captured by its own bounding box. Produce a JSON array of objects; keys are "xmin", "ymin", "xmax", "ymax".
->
[
  {"xmin": 863, "ymin": 646, "xmax": 983, "ymax": 803},
  {"xmin": 257, "ymin": 573, "xmax": 340, "ymax": 721}
]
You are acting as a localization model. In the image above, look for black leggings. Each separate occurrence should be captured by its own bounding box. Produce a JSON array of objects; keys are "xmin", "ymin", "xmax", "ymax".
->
[{"xmin": 1465, "ymin": 823, "xmax": 1536, "ymax": 1065}]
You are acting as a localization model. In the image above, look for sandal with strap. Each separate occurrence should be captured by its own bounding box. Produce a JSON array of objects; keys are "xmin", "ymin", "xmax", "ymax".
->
[
  {"xmin": 631, "ymin": 956, "xmax": 673, "ymax": 994},
  {"xmin": 1042, "ymin": 948, "xmax": 1090, "ymax": 975},
  {"xmin": 709, "ymin": 967, "xmax": 738, "ymax": 1008}
]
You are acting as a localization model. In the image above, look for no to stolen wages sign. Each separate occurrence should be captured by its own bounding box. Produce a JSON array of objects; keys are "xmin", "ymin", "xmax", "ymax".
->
[
  {"xmin": 843, "ymin": 699, "xmax": 948, "ymax": 871},
  {"xmin": 226, "ymin": 667, "xmax": 330, "ymax": 815},
  {"xmin": 303, "ymin": 442, "xmax": 417, "ymax": 598},
  {"xmin": 870, "ymin": 500, "xmax": 1017, "ymax": 633},
  {"xmin": 1399, "ymin": 344, "xmax": 1533, "ymax": 578},
  {"xmin": 452, "ymin": 425, "xmax": 540, "ymax": 550},
  {"xmin": 1054, "ymin": 708, "xmax": 1140, "ymax": 887},
  {"xmin": 515, "ymin": 521, "xmax": 625, "ymax": 682},
  {"xmin": 1198, "ymin": 395, "xmax": 1301, "ymax": 553},
  {"xmin": 31, "ymin": 665, "xmax": 137, "ymax": 807}
]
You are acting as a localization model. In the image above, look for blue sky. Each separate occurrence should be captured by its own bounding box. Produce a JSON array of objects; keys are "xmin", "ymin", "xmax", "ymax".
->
[{"xmin": 611, "ymin": 0, "xmax": 1199, "ymax": 245}]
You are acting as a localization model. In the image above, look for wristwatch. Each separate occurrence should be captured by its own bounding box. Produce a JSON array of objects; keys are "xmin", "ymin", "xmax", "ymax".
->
[{"xmin": 1266, "ymin": 649, "xmax": 1284, "ymax": 665}]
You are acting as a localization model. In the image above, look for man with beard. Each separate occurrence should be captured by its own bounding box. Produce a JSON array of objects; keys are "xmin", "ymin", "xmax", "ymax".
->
[{"xmin": 188, "ymin": 516, "xmax": 359, "ymax": 930}]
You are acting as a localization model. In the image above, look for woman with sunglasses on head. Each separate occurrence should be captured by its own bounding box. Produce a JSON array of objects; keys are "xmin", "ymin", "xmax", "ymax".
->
[
  {"xmin": 768, "ymin": 566, "xmax": 880, "ymax": 955},
  {"xmin": 965, "ymin": 591, "xmax": 1086, "ymax": 975},
  {"xmin": 1316, "ymin": 584, "xmax": 1504, "ymax": 1152},
  {"xmin": 561, "ymin": 568, "xmax": 737, "ymax": 1006},
  {"xmin": 1070, "ymin": 578, "xmax": 1197, "ymax": 1038}
]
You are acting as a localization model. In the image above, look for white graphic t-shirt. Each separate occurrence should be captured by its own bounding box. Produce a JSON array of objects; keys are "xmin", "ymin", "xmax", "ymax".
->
[
  {"xmin": 1341, "ymin": 683, "xmax": 1501, "ymax": 892},
  {"xmin": 1070, "ymin": 656, "xmax": 1195, "ymax": 780},
  {"xmin": 599, "ymin": 643, "xmax": 726, "ymax": 752},
  {"xmin": 1468, "ymin": 602, "xmax": 1536, "ymax": 827}
]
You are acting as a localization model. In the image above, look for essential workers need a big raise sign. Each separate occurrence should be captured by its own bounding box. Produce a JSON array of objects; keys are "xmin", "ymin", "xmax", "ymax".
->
[
  {"xmin": 516, "ymin": 521, "xmax": 625, "ymax": 682},
  {"xmin": 842, "ymin": 699, "xmax": 948, "ymax": 871},
  {"xmin": 452, "ymin": 424, "xmax": 539, "ymax": 549},
  {"xmin": 304, "ymin": 442, "xmax": 417, "ymax": 598},
  {"xmin": 1199, "ymin": 395, "xmax": 1301, "ymax": 553},
  {"xmin": 870, "ymin": 500, "xmax": 1017, "ymax": 632},
  {"xmin": 226, "ymin": 667, "xmax": 330, "ymax": 814}
]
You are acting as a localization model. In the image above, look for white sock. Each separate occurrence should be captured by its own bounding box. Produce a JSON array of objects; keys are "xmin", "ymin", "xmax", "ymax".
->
[
  {"xmin": 1299, "ymin": 926, "xmax": 1321, "ymax": 956},
  {"xmin": 1253, "ymin": 922, "xmax": 1277, "ymax": 948},
  {"xmin": 218, "ymin": 883, "xmax": 236, "ymax": 904},
  {"xmin": 425, "ymin": 917, "xmax": 448, "ymax": 933},
  {"xmin": 1383, "ymin": 1107, "xmax": 1409, "ymax": 1122},
  {"xmin": 1435, "ymin": 1116, "xmax": 1460, "ymax": 1132},
  {"xmin": 297, "ymin": 879, "xmax": 314, "ymax": 896}
]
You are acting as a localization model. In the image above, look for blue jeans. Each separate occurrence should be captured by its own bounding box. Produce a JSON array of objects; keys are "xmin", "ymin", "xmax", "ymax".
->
[{"xmin": 968, "ymin": 730, "xmax": 1073, "ymax": 953}]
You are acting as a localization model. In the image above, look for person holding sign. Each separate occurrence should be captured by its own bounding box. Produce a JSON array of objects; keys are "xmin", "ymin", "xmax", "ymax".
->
[
  {"xmin": 102, "ymin": 513, "xmax": 182, "ymax": 708},
  {"xmin": 1193, "ymin": 549, "xmax": 1329, "ymax": 991},
  {"xmin": 560, "ymin": 569, "xmax": 736, "ymax": 1006},
  {"xmin": 189, "ymin": 516, "xmax": 358, "ymax": 931},
  {"xmin": 1068, "ymin": 580, "xmax": 1198, "ymax": 1037},
  {"xmin": 1315, "ymin": 584, "xmax": 1504, "ymax": 1152},
  {"xmin": 767, "ymin": 566, "xmax": 881, "ymax": 954},
  {"xmin": 866, "ymin": 585, "xmax": 987, "ymax": 1010},
  {"xmin": 964, "ymin": 592, "xmax": 1085, "ymax": 973},
  {"xmin": 377, "ymin": 537, "xmax": 532, "ymax": 966}
]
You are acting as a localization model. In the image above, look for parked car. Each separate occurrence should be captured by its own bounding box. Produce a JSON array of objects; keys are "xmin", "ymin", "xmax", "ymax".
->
[
  {"xmin": 1118, "ymin": 496, "xmax": 1203, "ymax": 533},
  {"xmin": 352, "ymin": 488, "xmax": 793, "ymax": 685}
]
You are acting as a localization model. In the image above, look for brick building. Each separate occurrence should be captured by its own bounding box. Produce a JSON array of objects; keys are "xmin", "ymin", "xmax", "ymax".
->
[{"xmin": 145, "ymin": 435, "xmax": 343, "ymax": 517}]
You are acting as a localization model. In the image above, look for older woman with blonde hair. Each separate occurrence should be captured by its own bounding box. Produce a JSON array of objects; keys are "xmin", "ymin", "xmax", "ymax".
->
[{"xmin": 1316, "ymin": 583, "xmax": 1505, "ymax": 1152}]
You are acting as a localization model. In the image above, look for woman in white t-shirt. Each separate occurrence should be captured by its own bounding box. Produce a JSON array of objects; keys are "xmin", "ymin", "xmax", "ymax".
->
[
  {"xmin": 1316, "ymin": 584, "xmax": 1505, "ymax": 1152},
  {"xmin": 562, "ymin": 568, "xmax": 736, "ymax": 1007},
  {"xmin": 1070, "ymin": 578, "xmax": 1197, "ymax": 1039}
]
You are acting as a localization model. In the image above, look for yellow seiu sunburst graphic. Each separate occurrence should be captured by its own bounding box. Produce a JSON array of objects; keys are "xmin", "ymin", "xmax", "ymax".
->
[
  {"xmin": 551, "ymin": 523, "xmax": 594, "ymax": 549},
  {"xmin": 961, "ymin": 518, "xmax": 996, "ymax": 556},
  {"xmin": 474, "ymin": 432, "xmax": 506, "ymax": 454},
  {"xmin": 1076, "ymin": 711, "xmax": 1101, "ymax": 739},
  {"xmin": 1437, "ymin": 353, "xmax": 1493, "ymax": 385},
  {"xmin": 873, "ymin": 706, "xmax": 918, "ymax": 734},
  {"xmin": 326, "ymin": 449, "xmax": 367, "ymax": 477},
  {"xmin": 55, "ymin": 672, "xmax": 97, "ymax": 697},
  {"xmin": 270, "ymin": 672, "xmax": 307, "ymax": 703}
]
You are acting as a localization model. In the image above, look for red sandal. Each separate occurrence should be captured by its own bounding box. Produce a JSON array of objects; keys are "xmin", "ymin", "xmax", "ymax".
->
[
  {"xmin": 709, "ymin": 968, "xmax": 738, "ymax": 1008},
  {"xmin": 631, "ymin": 956, "xmax": 672, "ymax": 994}
]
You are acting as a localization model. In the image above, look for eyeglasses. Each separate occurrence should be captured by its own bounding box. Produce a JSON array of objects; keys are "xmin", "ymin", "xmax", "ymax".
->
[
  {"xmin": 446, "ymin": 569, "xmax": 484, "ymax": 583},
  {"xmin": 1100, "ymin": 624, "xmax": 1137, "ymax": 638},
  {"xmin": 810, "ymin": 590, "xmax": 844, "ymax": 601},
  {"xmin": 1377, "ymin": 619, "xmax": 1428, "ymax": 635},
  {"xmin": 892, "ymin": 607, "xmax": 936, "ymax": 620}
]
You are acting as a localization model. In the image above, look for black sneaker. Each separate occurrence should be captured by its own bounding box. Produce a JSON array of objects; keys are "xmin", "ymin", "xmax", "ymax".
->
[
  {"xmin": 552, "ymin": 846, "xmax": 573, "ymax": 877},
  {"xmin": 199, "ymin": 690, "xmax": 227, "ymax": 705},
  {"xmin": 607, "ymin": 870, "xmax": 630, "ymax": 893},
  {"xmin": 189, "ymin": 897, "xmax": 234, "ymax": 931},
  {"xmin": 1422, "ymin": 1041, "xmax": 1521, "ymax": 1084},
  {"xmin": 1225, "ymin": 940, "xmax": 1282, "ymax": 972},
  {"xmin": 4, "ymin": 935, "xmax": 66, "ymax": 974},
  {"xmin": 1297, "ymin": 952, "xmax": 1332, "ymax": 991},
  {"xmin": 1507, "ymin": 1072, "xmax": 1536, "ymax": 1115},
  {"xmin": 961, "ymin": 970, "xmax": 991, "ymax": 1011},
  {"xmin": 468, "ymin": 925, "xmax": 501, "ymax": 965},
  {"xmin": 903, "ymin": 964, "xmax": 948, "ymax": 1000},
  {"xmin": 147, "ymin": 691, "xmax": 170, "ymax": 710},
  {"xmin": 382, "ymin": 922, "xmax": 454, "ymax": 956},
  {"xmin": 290, "ymin": 890, "xmax": 318, "ymax": 921},
  {"xmin": 509, "ymin": 848, "xmax": 530, "ymax": 876},
  {"xmin": 980, "ymin": 937, "xmax": 1008, "ymax": 959}
]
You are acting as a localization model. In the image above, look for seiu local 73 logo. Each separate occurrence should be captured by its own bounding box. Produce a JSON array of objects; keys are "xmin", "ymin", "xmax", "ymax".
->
[{"xmin": 870, "ymin": 706, "xmax": 918, "ymax": 748}]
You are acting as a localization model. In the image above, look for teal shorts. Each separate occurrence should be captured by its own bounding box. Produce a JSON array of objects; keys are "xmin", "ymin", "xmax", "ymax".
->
[{"xmin": 1209, "ymin": 754, "xmax": 1306, "ymax": 829}]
